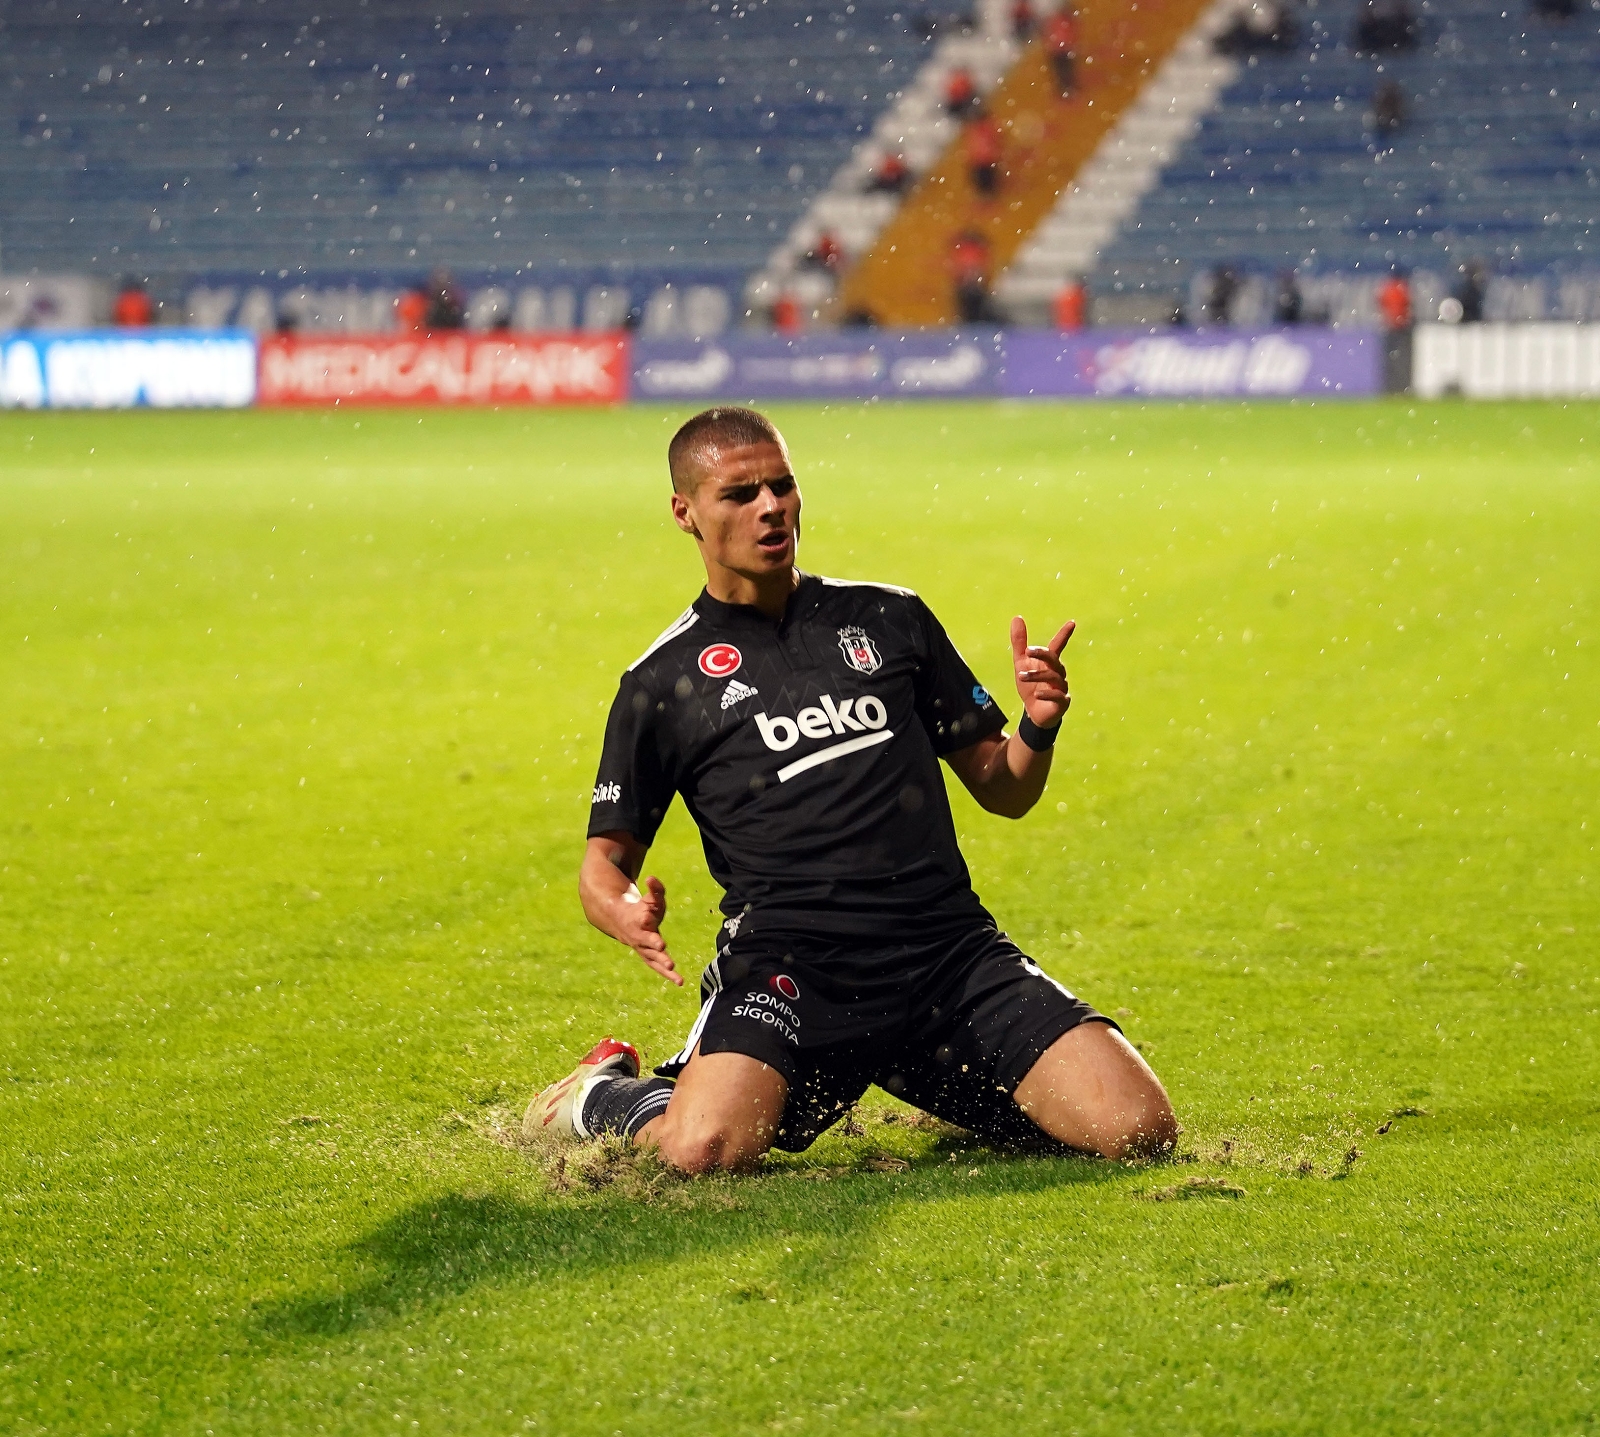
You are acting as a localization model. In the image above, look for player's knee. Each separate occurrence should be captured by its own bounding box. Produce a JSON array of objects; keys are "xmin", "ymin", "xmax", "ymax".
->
[
  {"xmin": 1105, "ymin": 1091, "xmax": 1179, "ymax": 1161},
  {"xmin": 656, "ymin": 1121, "xmax": 765, "ymax": 1175}
]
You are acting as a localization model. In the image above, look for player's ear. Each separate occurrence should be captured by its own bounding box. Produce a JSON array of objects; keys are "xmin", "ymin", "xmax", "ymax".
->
[{"xmin": 669, "ymin": 491, "xmax": 701, "ymax": 538}]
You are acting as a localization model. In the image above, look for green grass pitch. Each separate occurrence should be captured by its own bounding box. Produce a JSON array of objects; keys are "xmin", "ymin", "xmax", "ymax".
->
[{"xmin": 2, "ymin": 398, "xmax": 1596, "ymax": 1435}]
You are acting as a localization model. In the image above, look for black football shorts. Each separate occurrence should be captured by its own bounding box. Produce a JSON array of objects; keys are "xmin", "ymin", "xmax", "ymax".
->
[{"xmin": 654, "ymin": 920, "xmax": 1116, "ymax": 1151}]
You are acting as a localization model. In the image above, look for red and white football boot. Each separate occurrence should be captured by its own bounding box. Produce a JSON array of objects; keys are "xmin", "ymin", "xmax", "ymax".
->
[{"xmin": 522, "ymin": 1037, "xmax": 641, "ymax": 1142}]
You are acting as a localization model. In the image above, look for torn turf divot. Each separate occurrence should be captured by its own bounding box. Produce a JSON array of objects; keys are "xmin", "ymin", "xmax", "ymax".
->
[{"xmin": 1138, "ymin": 1176, "xmax": 1247, "ymax": 1202}]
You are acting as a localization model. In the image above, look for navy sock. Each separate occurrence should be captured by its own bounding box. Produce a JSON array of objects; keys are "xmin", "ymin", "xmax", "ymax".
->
[{"xmin": 578, "ymin": 1075, "xmax": 674, "ymax": 1140}]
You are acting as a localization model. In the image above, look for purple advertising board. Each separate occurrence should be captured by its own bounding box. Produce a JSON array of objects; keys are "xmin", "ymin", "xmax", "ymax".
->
[
  {"xmin": 632, "ymin": 330, "xmax": 1003, "ymax": 401},
  {"xmin": 630, "ymin": 327, "xmax": 1380, "ymax": 402},
  {"xmin": 1000, "ymin": 328, "xmax": 1381, "ymax": 398}
]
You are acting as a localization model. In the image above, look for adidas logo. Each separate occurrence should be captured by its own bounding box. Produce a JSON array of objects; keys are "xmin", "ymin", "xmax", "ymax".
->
[{"xmin": 720, "ymin": 678, "xmax": 759, "ymax": 710}]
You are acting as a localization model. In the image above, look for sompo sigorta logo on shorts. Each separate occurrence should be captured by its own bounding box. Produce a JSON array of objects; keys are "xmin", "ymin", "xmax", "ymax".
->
[{"xmin": 770, "ymin": 973, "xmax": 800, "ymax": 1001}]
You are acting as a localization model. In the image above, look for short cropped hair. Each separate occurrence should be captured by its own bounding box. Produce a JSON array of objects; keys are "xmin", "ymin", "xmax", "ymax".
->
[{"xmin": 667, "ymin": 406, "xmax": 787, "ymax": 495}]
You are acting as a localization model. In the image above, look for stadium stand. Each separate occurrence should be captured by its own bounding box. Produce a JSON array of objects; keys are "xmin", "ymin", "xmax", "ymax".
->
[
  {"xmin": 746, "ymin": 0, "xmax": 1026, "ymax": 321},
  {"xmin": 1033, "ymin": 0, "xmax": 1600, "ymax": 320},
  {"xmin": 0, "ymin": 0, "xmax": 933, "ymax": 281},
  {"xmin": 838, "ymin": 0, "xmax": 1222, "ymax": 325},
  {"xmin": 997, "ymin": 0, "xmax": 1240, "ymax": 317}
]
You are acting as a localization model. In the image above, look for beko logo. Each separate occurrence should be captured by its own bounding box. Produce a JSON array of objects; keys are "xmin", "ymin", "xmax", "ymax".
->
[{"xmin": 754, "ymin": 693, "xmax": 888, "ymax": 751}]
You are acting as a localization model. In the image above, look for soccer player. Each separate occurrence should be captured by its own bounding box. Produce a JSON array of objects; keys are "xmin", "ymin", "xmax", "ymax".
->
[{"xmin": 526, "ymin": 408, "xmax": 1177, "ymax": 1173}]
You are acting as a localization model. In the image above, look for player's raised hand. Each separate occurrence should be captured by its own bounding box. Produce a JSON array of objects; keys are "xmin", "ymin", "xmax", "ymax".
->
[
  {"xmin": 620, "ymin": 874, "xmax": 682, "ymax": 986},
  {"xmin": 1010, "ymin": 615, "xmax": 1074, "ymax": 728}
]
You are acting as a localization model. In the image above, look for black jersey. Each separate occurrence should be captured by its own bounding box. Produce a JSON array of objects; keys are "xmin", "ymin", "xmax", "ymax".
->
[{"xmin": 587, "ymin": 572, "xmax": 1007, "ymax": 941}]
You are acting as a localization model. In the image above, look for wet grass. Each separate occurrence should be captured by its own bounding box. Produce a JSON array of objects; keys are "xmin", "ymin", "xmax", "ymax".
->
[{"xmin": 1, "ymin": 398, "xmax": 1596, "ymax": 1434}]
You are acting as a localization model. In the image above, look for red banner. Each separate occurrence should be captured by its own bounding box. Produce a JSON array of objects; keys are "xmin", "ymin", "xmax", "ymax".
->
[{"xmin": 257, "ymin": 333, "xmax": 629, "ymax": 406}]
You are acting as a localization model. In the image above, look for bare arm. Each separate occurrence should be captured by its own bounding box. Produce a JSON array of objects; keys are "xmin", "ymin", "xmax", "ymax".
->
[
  {"xmin": 945, "ymin": 616, "xmax": 1074, "ymax": 820},
  {"xmin": 579, "ymin": 831, "xmax": 683, "ymax": 987}
]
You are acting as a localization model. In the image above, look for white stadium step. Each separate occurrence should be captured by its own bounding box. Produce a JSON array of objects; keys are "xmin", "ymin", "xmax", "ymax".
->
[
  {"xmin": 996, "ymin": 0, "xmax": 1241, "ymax": 312},
  {"xmin": 745, "ymin": 0, "xmax": 1056, "ymax": 319}
]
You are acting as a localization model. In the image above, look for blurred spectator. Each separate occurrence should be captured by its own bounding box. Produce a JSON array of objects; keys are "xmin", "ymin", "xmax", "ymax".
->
[
  {"xmin": 949, "ymin": 229, "xmax": 993, "ymax": 324},
  {"xmin": 1372, "ymin": 79, "xmax": 1406, "ymax": 143},
  {"xmin": 1272, "ymin": 269, "xmax": 1303, "ymax": 324},
  {"xmin": 1043, "ymin": 9, "xmax": 1080, "ymax": 97},
  {"xmin": 111, "ymin": 279, "xmax": 155, "ymax": 327},
  {"xmin": 1532, "ymin": 0, "xmax": 1576, "ymax": 15},
  {"xmin": 945, "ymin": 66, "xmax": 979, "ymax": 118},
  {"xmin": 1205, "ymin": 267, "xmax": 1240, "ymax": 325},
  {"xmin": 396, "ymin": 286, "xmax": 429, "ymax": 333},
  {"xmin": 1053, "ymin": 276, "xmax": 1089, "ymax": 331},
  {"xmin": 965, "ymin": 109, "xmax": 1004, "ymax": 198},
  {"xmin": 1355, "ymin": 0, "xmax": 1418, "ymax": 52},
  {"xmin": 1214, "ymin": 1, "xmax": 1298, "ymax": 56},
  {"xmin": 771, "ymin": 293, "xmax": 803, "ymax": 333},
  {"xmin": 1453, "ymin": 260, "xmax": 1488, "ymax": 323},
  {"xmin": 426, "ymin": 269, "xmax": 465, "ymax": 330},
  {"xmin": 1377, "ymin": 268, "xmax": 1412, "ymax": 329},
  {"xmin": 1378, "ymin": 267, "xmax": 1413, "ymax": 392},
  {"xmin": 1011, "ymin": 0, "xmax": 1036, "ymax": 40},
  {"xmin": 801, "ymin": 231, "xmax": 845, "ymax": 273},
  {"xmin": 867, "ymin": 152, "xmax": 911, "ymax": 195}
]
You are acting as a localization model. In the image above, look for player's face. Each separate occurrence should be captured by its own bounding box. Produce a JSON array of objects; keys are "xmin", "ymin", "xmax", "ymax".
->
[{"xmin": 673, "ymin": 441, "xmax": 802, "ymax": 577}]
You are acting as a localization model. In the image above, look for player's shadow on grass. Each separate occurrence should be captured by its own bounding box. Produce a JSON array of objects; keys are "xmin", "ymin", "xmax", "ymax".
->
[{"xmin": 259, "ymin": 1152, "xmax": 1129, "ymax": 1343}]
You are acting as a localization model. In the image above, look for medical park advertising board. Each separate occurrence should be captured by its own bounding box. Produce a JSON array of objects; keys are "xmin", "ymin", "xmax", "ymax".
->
[
  {"xmin": 256, "ymin": 333, "xmax": 628, "ymax": 405},
  {"xmin": 0, "ymin": 330, "xmax": 256, "ymax": 408}
]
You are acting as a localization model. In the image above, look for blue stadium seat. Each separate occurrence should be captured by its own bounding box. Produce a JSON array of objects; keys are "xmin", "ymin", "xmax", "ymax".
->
[
  {"xmin": 0, "ymin": 0, "xmax": 933, "ymax": 279},
  {"xmin": 1091, "ymin": 0, "xmax": 1599, "ymax": 299}
]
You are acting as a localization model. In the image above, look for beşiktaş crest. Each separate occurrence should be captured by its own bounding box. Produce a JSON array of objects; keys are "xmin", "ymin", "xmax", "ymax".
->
[{"xmin": 837, "ymin": 625, "xmax": 882, "ymax": 675}]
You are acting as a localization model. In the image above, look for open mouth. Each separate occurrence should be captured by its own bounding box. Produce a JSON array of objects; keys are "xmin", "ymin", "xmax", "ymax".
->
[{"xmin": 757, "ymin": 530, "xmax": 791, "ymax": 554}]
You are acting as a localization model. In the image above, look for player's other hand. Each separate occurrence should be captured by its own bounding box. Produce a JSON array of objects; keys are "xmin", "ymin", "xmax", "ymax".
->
[
  {"xmin": 620, "ymin": 874, "xmax": 682, "ymax": 986},
  {"xmin": 1010, "ymin": 616, "xmax": 1074, "ymax": 728}
]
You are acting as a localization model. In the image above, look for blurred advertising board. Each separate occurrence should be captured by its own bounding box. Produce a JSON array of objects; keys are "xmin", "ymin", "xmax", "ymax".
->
[
  {"xmin": 632, "ymin": 331, "xmax": 1004, "ymax": 401},
  {"xmin": 0, "ymin": 325, "xmax": 1387, "ymax": 410},
  {"xmin": 631, "ymin": 328, "xmax": 1378, "ymax": 401},
  {"xmin": 1413, "ymin": 323, "xmax": 1600, "ymax": 398},
  {"xmin": 0, "ymin": 330, "xmax": 256, "ymax": 408},
  {"xmin": 258, "ymin": 333, "xmax": 627, "ymax": 405},
  {"xmin": 0, "ymin": 275, "xmax": 110, "ymax": 331},
  {"xmin": 999, "ymin": 329, "xmax": 1381, "ymax": 398},
  {"xmin": 184, "ymin": 268, "xmax": 744, "ymax": 337}
]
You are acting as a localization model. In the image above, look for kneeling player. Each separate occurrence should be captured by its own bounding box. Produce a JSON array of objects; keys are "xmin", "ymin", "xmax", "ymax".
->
[{"xmin": 527, "ymin": 407, "xmax": 1177, "ymax": 1172}]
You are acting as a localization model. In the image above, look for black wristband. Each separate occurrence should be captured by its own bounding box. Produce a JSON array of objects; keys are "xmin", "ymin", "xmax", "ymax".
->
[{"xmin": 1016, "ymin": 713, "xmax": 1061, "ymax": 752}]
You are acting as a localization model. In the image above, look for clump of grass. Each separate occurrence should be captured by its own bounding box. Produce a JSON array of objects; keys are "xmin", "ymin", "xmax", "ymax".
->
[
  {"xmin": 481, "ymin": 1098, "xmax": 983, "ymax": 1193},
  {"xmin": 482, "ymin": 1105, "xmax": 682, "ymax": 1201},
  {"xmin": 1184, "ymin": 1122, "xmax": 1373, "ymax": 1180},
  {"xmin": 1138, "ymin": 1176, "xmax": 1247, "ymax": 1202},
  {"xmin": 547, "ymin": 1135, "xmax": 680, "ymax": 1201},
  {"xmin": 1376, "ymin": 1105, "xmax": 1433, "ymax": 1134},
  {"xmin": 875, "ymin": 1108, "xmax": 967, "ymax": 1137}
]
